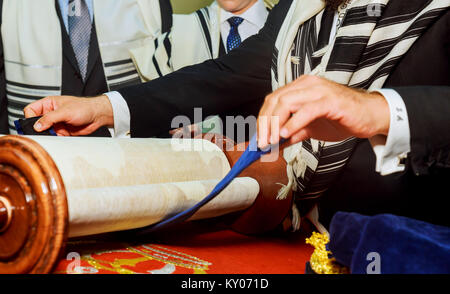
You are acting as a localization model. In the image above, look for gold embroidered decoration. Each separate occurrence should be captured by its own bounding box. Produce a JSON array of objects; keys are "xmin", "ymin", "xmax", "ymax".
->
[
  {"xmin": 80, "ymin": 245, "xmax": 212, "ymax": 274},
  {"xmin": 57, "ymin": 241, "xmax": 212, "ymax": 274},
  {"xmin": 305, "ymin": 232, "xmax": 349, "ymax": 274}
]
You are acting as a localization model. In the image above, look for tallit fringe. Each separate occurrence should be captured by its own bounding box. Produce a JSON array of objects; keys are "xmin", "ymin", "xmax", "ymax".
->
[
  {"xmin": 277, "ymin": 151, "xmax": 308, "ymax": 232},
  {"xmin": 306, "ymin": 205, "xmax": 329, "ymax": 235},
  {"xmin": 278, "ymin": 145, "xmax": 329, "ymax": 233},
  {"xmin": 290, "ymin": 202, "xmax": 302, "ymax": 232},
  {"xmin": 277, "ymin": 160, "xmax": 294, "ymax": 200}
]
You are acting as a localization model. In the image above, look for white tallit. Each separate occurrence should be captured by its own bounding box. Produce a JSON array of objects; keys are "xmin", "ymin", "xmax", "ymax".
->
[{"xmin": 1, "ymin": 0, "xmax": 165, "ymax": 133}]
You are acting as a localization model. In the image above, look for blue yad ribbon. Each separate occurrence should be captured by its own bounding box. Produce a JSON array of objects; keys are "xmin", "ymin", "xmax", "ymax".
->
[
  {"xmin": 14, "ymin": 120, "xmax": 24, "ymax": 135},
  {"xmin": 136, "ymin": 135, "xmax": 285, "ymax": 235},
  {"xmin": 14, "ymin": 119, "xmax": 57, "ymax": 136}
]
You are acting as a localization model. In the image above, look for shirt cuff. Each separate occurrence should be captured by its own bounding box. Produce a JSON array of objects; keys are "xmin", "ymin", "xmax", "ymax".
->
[
  {"xmin": 369, "ymin": 89, "xmax": 411, "ymax": 176},
  {"xmin": 104, "ymin": 91, "xmax": 131, "ymax": 138}
]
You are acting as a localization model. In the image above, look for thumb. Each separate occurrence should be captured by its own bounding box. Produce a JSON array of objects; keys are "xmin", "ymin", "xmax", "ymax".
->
[{"xmin": 34, "ymin": 109, "xmax": 68, "ymax": 132}]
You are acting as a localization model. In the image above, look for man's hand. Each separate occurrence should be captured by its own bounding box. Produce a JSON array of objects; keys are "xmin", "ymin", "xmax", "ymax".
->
[
  {"xmin": 257, "ymin": 75, "xmax": 390, "ymax": 148},
  {"xmin": 24, "ymin": 95, "xmax": 114, "ymax": 136},
  {"xmin": 169, "ymin": 123, "xmax": 201, "ymax": 138}
]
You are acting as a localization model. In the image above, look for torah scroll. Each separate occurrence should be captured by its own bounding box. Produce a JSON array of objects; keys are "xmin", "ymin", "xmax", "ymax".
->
[
  {"xmin": 0, "ymin": 135, "xmax": 291, "ymax": 274},
  {"xmin": 24, "ymin": 136, "xmax": 260, "ymax": 237}
]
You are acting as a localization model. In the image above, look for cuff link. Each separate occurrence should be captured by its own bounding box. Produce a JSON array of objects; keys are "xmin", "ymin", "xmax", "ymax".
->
[{"xmin": 398, "ymin": 152, "xmax": 408, "ymax": 166}]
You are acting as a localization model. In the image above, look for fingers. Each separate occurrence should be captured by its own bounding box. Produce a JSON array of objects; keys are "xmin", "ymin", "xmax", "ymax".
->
[
  {"xmin": 271, "ymin": 87, "xmax": 324, "ymax": 143},
  {"xmin": 34, "ymin": 107, "xmax": 70, "ymax": 132},
  {"xmin": 52, "ymin": 121, "xmax": 103, "ymax": 137},
  {"xmin": 64, "ymin": 123, "xmax": 102, "ymax": 137},
  {"xmin": 23, "ymin": 105, "xmax": 38, "ymax": 118},
  {"xmin": 169, "ymin": 128, "xmax": 182, "ymax": 135},
  {"xmin": 258, "ymin": 88, "xmax": 325, "ymax": 148},
  {"xmin": 23, "ymin": 95, "xmax": 113, "ymax": 136},
  {"xmin": 257, "ymin": 76, "xmax": 328, "ymax": 148},
  {"xmin": 289, "ymin": 129, "xmax": 310, "ymax": 144},
  {"xmin": 53, "ymin": 126, "xmax": 71, "ymax": 137},
  {"xmin": 169, "ymin": 124, "xmax": 198, "ymax": 138},
  {"xmin": 257, "ymin": 89, "xmax": 299, "ymax": 147},
  {"xmin": 257, "ymin": 94, "xmax": 278, "ymax": 148},
  {"xmin": 24, "ymin": 97, "xmax": 53, "ymax": 118},
  {"xmin": 280, "ymin": 99, "xmax": 329, "ymax": 139}
]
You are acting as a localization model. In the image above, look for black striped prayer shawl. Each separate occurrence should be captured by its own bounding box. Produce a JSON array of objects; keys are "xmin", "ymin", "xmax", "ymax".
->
[{"xmin": 272, "ymin": 0, "xmax": 449, "ymax": 231}]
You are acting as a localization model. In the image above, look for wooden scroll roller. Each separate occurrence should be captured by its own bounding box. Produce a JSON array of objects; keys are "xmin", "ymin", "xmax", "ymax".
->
[{"xmin": 0, "ymin": 135, "xmax": 292, "ymax": 274}]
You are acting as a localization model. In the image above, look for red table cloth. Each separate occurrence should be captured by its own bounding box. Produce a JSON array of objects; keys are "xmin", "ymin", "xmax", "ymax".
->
[{"xmin": 54, "ymin": 221, "xmax": 313, "ymax": 274}]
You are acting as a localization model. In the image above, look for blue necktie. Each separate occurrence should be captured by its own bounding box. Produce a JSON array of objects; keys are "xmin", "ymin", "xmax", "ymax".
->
[
  {"xmin": 68, "ymin": 0, "xmax": 92, "ymax": 81},
  {"xmin": 135, "ymin": 135, "xmax": 285, "ymax": 235},
  {"xmin": 226, "ymin": 16, "xmax": 244, "ymax": 52}
]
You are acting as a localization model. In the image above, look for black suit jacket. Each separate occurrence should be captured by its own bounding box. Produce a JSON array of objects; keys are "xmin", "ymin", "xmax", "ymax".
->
[
  {"xmin": 0, "ymin": 0, "xmax": 172, "ymax": 134},
  {"xmin": 118, "ymin": 0, "xmax": 449, "ymax": 226}
]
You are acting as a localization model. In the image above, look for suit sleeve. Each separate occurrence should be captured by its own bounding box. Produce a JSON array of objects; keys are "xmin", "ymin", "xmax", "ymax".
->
[
  {"xmin": 0, "ymin": 0, "xmax": 9, "ymax": 134},
  {"xmin": 393, "ymin": 86, "xmax": 450, "ymax": 176},
  {"xmin": 118, "ymin": 0, "xmax": 293, "ymax": 138}
]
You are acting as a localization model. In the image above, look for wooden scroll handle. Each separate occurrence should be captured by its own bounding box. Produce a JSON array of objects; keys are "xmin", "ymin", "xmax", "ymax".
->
[
  {"xmin": 0, "ymin": 135, "xmax": 68, "ymax": 274},
  {"xmin": 0, "ymin": 196, "xmax": 12, "ymax": 233},
  {"xmin": 201, "ymin": 134, "xmax": 293, "ymax": 235}
]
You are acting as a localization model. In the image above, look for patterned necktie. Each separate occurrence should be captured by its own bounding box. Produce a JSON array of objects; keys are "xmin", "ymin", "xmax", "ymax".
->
[
  {"xmin": 68, "ymin": 0, "xmax": 92, "ymax": 81},
  {"xmin": 226, "ymin": 16, "xmax": 244, "ymax": 52}
]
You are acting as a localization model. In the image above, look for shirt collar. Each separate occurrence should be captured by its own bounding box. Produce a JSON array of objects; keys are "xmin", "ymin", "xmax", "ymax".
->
[{"xmin": 220, "ymin": 0, "xmax": 268, "ymax": 29}]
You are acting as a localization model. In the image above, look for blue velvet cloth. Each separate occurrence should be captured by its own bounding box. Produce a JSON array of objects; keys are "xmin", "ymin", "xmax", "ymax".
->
[{"xmin": 329, "ymin": 212, "xmax": 450, "ymax": 274}]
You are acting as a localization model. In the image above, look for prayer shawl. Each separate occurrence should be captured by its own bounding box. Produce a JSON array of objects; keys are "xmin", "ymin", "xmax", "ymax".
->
[
  {"xmin": 131, "ymin": 0, "xmax": 273, "ymax": 81},
  {"xmin": 271, "ymin": 0, "xmax": 450, "ymax": 232},
  {"xmin": 130, "ymin": 0, "xmax": 272, "ymax": 136},
  {"xmin": 131, "ymin": 1, "xmax": 226, "ymax": 134},
  {"xmin": 1, "ymin": 0, "xmax": 165, "ymax": 133},
  {"xmin": 131, "ymin": 1, "xmax": 222, "ymax": 81}
]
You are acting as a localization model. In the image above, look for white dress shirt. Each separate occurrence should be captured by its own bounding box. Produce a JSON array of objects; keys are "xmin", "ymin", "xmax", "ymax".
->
[
  {"xmin": 370, "ymin": 89, "xmax": 411, "ymax": 176},
  {"xmin": 105, "ymin": 11, "xmax": 411, "ymax": 176},
  {"xmin": 220, "ymin": 0, "xmax": 269, "ymax": 53}
]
